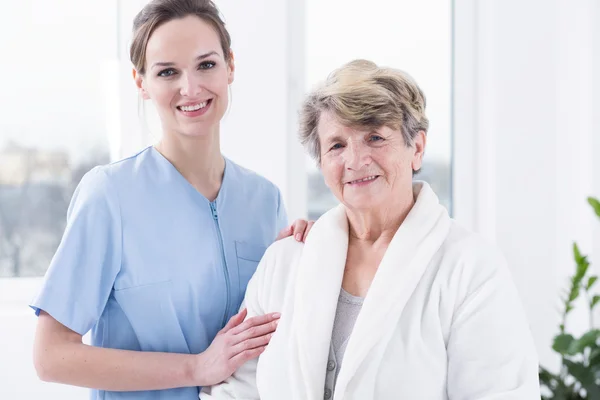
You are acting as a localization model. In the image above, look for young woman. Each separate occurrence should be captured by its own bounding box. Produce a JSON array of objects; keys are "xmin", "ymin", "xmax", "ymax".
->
[{"xmin": 31, "ymin": 1, "xmax": 312, "ymax": 399}]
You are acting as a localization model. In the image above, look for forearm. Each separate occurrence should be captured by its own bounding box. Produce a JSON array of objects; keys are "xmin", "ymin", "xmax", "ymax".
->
[{"xmin": 35, "ymin": 340, "xmax": 203, "ymax": 391}]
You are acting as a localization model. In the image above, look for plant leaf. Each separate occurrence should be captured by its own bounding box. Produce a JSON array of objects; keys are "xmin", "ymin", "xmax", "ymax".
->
[
  {"xmin": 553, "ymin": 333, "xmax": 576, "ymax": 355},
  {"xmin": 590, "ymin": 348, "xmax": 600, "ymax": 367},
  {"xmin": 573, "ymin": 243, "xmax": 590, "ymax": 279},
  {"xmin": 539, "ymin": 366, "xmax": 558, "ymax": 388},
  {"xmin": 588, "ymin": 197, "xmax": 600, "ymax": 219},
  {"xmin": 574, "ymin": 242, "xmax": 583, "ymax": 260},
  {"xmin": 568, "ymin": 287, "xmax": 580, "ymax": 303},
  {"xmin": 538, "ymin": 365, "xmax": 577, "ymax": 398},
  {"xmin": 564, "ymin": 359, "xmax": 600, "ymax": 398},
  {"xmin": 565, "ymin": 304, "xmax": 573, "ymax": 314},
  {"xmin": 570, "ymin": 330, "xmax": 600, "ymax": 353},
  {"xmin": 577, "ymin": 259, "xmax": 589, "ymax": 280},
  {"xmin": 592, "ymin": 295, "xmax": 600, "ymax": 309},
  {"xmin": 587, "ymin": 276, "xmax": 598, "ymax": 290}
]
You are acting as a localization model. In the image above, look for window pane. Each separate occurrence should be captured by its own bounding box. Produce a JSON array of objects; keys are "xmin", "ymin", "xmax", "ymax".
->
[
  {"xmin": 305, "ymin": 0, "xmax": 452, "ymax": 220},
  {"xmin": 0, "ymin": 1, "xmax": 115, "ymax": 277}
]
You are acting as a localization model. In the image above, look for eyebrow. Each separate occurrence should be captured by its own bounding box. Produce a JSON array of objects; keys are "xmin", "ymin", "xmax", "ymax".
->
[
  {"xmin": 322, "ymin": 134, "xmax": 345, "ymax": 145},
  {"xmin": 151, "ymin": 51, "xmax": 220, "ymax": 69}
]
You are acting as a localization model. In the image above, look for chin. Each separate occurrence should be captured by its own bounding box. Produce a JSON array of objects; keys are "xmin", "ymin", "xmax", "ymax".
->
[
  {"xmin": 344, "ymin": 197, "xmax": 380, "ymax": 211},
  {"xmin": 177, "ymin": 121, "xmax": 218, "ymax": 138}
]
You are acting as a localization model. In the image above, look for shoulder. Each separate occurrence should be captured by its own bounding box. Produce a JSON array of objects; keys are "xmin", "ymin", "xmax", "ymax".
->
[
  {"xmin": 66, "ymin": 165, "xmax": 121, "ymax": 224},
  {"xmin": 100, "ymin": 146, "xmax": 154, "ymax": 181},
  {"xmin": 225, "ymin": 158, "xmax": 281, "ymax": 198},
  {"xmin": 76, "ymin": 146, "xmax": 164, "ymax": 199},
  {"xmin": 72, "ymin": 165, "xmax": 116, "ymax": 206},
  {"xmin": 68, "ymin": 148, "xmax": 151, "ymax": 219},
  {"xmin": 442, "ymin": 222, "xmax": 505, "ymax": 264},
  {"xmin": 436, "ymin": 220, "xmax": 512, "ymax": 289},
  {"xmin": 74, "ymin": 147, "xmax": 153, "ymax": 190},
  {"xmin": 433, "ymin": 221, "xmax": 525, "ymax": 325},
  {"xmin": 250, "ymin": 237, "xmax": 304, "ymax": 304},
  {"xmin": 260, "ymin": 236, "xmax": 304, "ymax": 280},
  {"xmin": 263, "ymin": 236, "xmax": 304, "ymax": 265}
]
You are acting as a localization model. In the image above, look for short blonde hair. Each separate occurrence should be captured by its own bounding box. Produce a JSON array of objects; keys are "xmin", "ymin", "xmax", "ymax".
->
[{"xmin": 299, "ymin": 59, "xmax": 429, "ymax": 164}]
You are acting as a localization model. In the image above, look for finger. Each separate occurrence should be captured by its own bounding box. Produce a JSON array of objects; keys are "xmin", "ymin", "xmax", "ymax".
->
[
  {"xmin": 229, "ymin": 346, "xmax": 266, "ymax": 367},
  {"xmin": 232, "ymin": 319, "xmax": 279, "ymax": 345},
  {"xmin": 220, "ymin": 308, "xmax": 247, "ymax": 334},
  {"xmin": 229, "ymin": 312, "xmax": 280, "ymax": 336},
  {"xmin": 276, "ymin": 225, "xmax": 292, "ymax": 241},
  {"xmin": 292, "ymin": 219, "xmax": 308, "ymax": 241},
  {"xmin": 221, "ymin": 308, "xmax": 246, "ymax": 334},
  {"xmin": 231, "ymin": 333, "xmax": 273, "ymax": 357},
  {"xmin": 302, "ymin": 221, "xmax": 314, "ymax": 242}
]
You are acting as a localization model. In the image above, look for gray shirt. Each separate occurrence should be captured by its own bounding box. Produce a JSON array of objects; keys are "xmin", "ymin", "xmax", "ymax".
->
[{"xmin": 323, "ymin": 288, "xmax": 364, "ymax": 400}]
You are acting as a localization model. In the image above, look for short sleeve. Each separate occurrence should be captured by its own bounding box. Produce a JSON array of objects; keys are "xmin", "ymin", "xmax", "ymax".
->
[
  {"xmin": 275, "ymin": 188, "xmax": 288, "ymax": 234},
  {"xmin": 30, "ymin": 166, "xmax": 122, "ymax": 336}
]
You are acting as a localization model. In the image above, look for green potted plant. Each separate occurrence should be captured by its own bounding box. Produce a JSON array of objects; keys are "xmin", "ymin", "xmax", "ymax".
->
[{"xmin": 539, "ymin": 197, "xmax": 600, "ymax": 399}]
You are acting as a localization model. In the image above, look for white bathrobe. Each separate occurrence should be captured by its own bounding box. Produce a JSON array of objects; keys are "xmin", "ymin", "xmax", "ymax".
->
[{"xmin": 201, "ymin": 182, "xmax": 540, "ymax": 400}]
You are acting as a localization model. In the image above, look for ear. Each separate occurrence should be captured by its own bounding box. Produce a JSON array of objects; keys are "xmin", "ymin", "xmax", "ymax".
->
[
  {"xmin": 227, "ymin": 50, "xmax": 235, "ymax": 85},
  {"xmin": 411, "ymin": 130, "xmax": 427, "ymax": 172},
  {"xmin": 132, "ymin": 68, "xmax": 150, "ymax": 100}
]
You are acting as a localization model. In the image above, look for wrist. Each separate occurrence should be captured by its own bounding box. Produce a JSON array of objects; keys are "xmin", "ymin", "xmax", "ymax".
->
[{"xmin": 189, "ymin": 352, "xmax": 212, "ymax": 387}]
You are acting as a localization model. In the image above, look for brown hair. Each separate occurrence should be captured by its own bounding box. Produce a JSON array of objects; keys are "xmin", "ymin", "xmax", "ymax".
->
[
  {"xmin": 299, "ymin": 59, "xmax": 428, "ymax": 165},
  {"xmin": 130, "ymin": 0, "xmax": 232, "ymax": 75}
]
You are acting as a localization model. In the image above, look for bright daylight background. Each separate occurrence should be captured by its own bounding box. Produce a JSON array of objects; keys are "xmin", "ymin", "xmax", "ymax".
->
[{"xmin": 0, "ymin": 0, "xmax": 599, "ymax": 398}]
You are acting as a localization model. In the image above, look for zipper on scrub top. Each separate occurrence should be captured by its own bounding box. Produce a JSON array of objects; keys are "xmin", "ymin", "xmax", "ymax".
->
[{"xmin": 210, "ymin": 201, "xmax": 231, "ymax": 327}]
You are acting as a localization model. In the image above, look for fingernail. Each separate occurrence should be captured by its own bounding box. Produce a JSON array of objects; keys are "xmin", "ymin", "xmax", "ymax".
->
[
  {"xmin": 272, "ymin": 312, "xmax": 281, "ymax": 319},
  {"xmin": 295, "ymin": 233, "xmax": 301, "ymax": 241}
]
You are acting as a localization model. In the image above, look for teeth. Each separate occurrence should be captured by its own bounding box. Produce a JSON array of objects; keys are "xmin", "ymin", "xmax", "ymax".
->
[
  {"xmin": 179, "ymin": 101, "xmax": 207, "ymax": 112},
  {"xmin": 351, "ymin": 176, "xmax": 377, "ymax": 184}
]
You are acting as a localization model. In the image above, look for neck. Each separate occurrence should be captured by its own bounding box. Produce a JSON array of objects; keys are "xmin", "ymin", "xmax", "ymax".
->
[
  {"xmin": 346, "ymin": 189, "xmax": 415, "ymax": 245},
  {"xmin": 155, "ymin": 128, "xmax": 224, "ymax": 201}
]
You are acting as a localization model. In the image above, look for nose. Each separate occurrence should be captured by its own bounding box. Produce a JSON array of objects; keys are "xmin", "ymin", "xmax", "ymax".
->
[
  {"xmin": 343, "ymin": 140, "xmax": 371, "ymax": 170},
  {"xmin": 179, "ymin": 72, "xmax": 203, "ymax": 97}
]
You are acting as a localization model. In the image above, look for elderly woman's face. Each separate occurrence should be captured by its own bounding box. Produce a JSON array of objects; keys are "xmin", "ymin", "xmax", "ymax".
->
[{"xmin": 318, "ymin": 111, "xmax": 425, "ymax": 211}]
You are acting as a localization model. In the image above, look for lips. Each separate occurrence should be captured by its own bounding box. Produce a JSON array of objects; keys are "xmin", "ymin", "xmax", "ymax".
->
[
  {"xmin": 176, "ymin": 99, "xmax": 210, "ymax": 111},
  {"xmin": 346, "ymin": 175, "xmax": 380, "ymax": 184},
  {"xmin": 175, "ymin": 98, "xmax": 214, "ymax": 118}
]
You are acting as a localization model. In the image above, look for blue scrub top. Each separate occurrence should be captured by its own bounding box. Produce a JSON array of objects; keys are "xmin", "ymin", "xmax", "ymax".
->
[{"xmin": 30, "ymin": 146, "xmax": 288, "ymax": 399}]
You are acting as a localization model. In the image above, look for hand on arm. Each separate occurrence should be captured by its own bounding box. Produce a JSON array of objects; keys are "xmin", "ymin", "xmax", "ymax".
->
[
  {"xmin": 194, "ymin": 308, "xmax": 280, "ymax": 386},
  {"xmin": 34, "ymin": 309, "xmax": 280, "ymax": 391}
]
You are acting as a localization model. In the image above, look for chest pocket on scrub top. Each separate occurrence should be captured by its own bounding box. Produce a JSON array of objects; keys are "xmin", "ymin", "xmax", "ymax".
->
[{"xmin": 235, "ymin": 241, "xmax": 267, "ymax": 297}]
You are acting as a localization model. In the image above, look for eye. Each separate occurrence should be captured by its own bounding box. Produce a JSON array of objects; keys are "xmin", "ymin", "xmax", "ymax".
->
[
  {"xmin": 369, "ymin": 134, "xmax": 384, "ymax": 142},
  {"xmin": 330, "ymin": 143, "xmax": 344, "ymax": 151},
  {"xmin": 158, "ymin": 68, "xmax": 176, "ymax": 77},
  {"xmin": 199, "ymin": 61, "xmax": 216, "ymax": 70}
]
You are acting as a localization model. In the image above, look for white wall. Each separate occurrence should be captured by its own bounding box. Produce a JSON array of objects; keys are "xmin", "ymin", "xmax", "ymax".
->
[{"xmin": 453, "ymin": 0, "xmax": 600, "ymax": 370}]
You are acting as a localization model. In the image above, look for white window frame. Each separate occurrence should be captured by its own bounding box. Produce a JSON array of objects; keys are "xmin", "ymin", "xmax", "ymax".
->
[{"xmin": 451, "ymin": 0, "xmax": 496, "ymax": 240}]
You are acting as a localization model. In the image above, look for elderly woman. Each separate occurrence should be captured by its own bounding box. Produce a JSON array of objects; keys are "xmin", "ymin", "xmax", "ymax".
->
[{"xmin": 201, "ymin": 60, "xmax": 540, "ymax": 400}]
